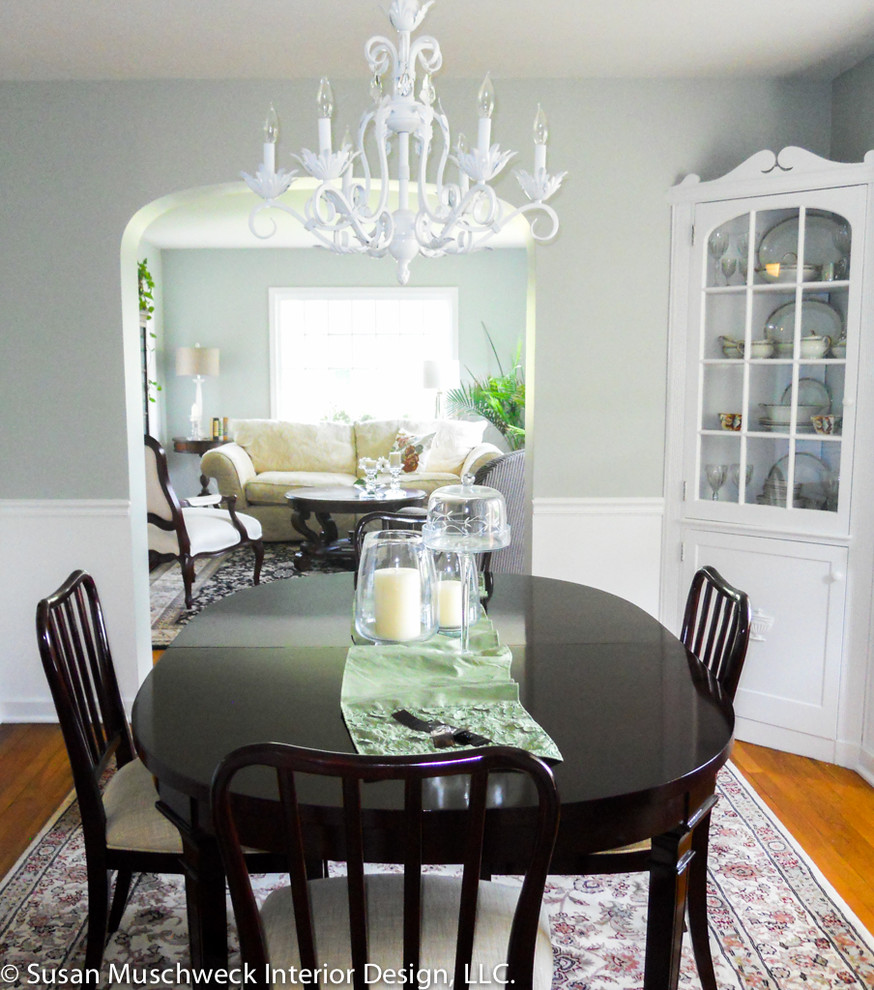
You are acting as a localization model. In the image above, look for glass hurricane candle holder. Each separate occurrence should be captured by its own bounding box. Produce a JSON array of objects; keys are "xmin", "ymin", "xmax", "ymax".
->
[
  {"xmin": 355, "ymin": 530, "xmax": 437, "ymax": 644},
  {"xmin": 431, "ymin": 550, "xmax": 480, "ymax": 636},
  {"xmin": 423, "ymin": 476, "xmax": 510, "ymax": 651}
]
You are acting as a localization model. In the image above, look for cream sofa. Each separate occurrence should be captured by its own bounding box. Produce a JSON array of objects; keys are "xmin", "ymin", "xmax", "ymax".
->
[{"xmin": 201, "ymin": 418, "xmax": 502, "ymax": 542}]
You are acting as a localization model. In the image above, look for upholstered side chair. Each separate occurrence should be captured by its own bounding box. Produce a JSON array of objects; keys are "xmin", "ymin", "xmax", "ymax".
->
[
  {"xmin": 145, "ymin": 434, "xmax": 264, "ymax": 607},
  {"xmin": 212, "ymin": 742, "xmax": 559, "ymax": 990},
  {"xmin": 36, "ymin": 569, "xmax": 186, "ymax": 970}
]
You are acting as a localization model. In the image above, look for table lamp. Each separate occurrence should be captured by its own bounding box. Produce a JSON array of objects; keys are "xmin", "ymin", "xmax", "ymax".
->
[
  {"xmin": 422, "ymin": 359, "xmax": 460, "ymax": 419},
  {"xmin": 423, "ymin": 476, "xmax": 510, "ymax": 652},
  {"xmin": 176, "ymin": 344, "xmax": 219, "ymax": 439}
]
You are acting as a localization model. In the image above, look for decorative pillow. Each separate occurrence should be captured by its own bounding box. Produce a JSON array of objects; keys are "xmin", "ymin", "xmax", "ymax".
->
[
  {"xmin": 425, "ymin": 419, "xmax": 487, "ymax": 473},
  {"xmin": 391, "ymin": 430, "xmax": 435, "ymax": 473}
]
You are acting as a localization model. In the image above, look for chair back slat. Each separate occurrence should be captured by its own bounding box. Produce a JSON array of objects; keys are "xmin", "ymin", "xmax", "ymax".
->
[
  {"xmin": 453, "ymin": 767, "xmax": 489, "ymax": 990},
  {"xmin": 681, "ymin": 566, "xmax": 752, "ymax": 701},
  {"xmin": 278, "ymin": 770, "xmax": 319, "ymax": 976},
  {"xmin": 212, "ymin": 745, "xmax": 559, "ymax": 990},
  {"xmin": 36, "ymin": 570, "xmax": 134, "ymax": 823},
  {"xmin": 402, "ymin": 777, "xmax": 424, "ymax": 979}
]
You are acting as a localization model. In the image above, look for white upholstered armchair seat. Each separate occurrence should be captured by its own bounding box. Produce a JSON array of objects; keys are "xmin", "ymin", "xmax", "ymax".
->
[{"xmin": 148, "ymin": 507, "xmax": 262, "ymax": 556}]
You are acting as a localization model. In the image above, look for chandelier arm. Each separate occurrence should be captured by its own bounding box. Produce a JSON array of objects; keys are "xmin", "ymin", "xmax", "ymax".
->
[
  {"xmin": 305, "ymin": 184, "xmax": 394, "ymax": 253},
  {"xmin": 415, "ymin": 108, "xmax": 457, "ymax": 223},
  {"xmin": 364, "ymin": 35, "xmax": 396, "ymax": 78},
  {"xmin": 247, "ymin": 199, "xmax": 308, "ymax": 240},
  {"xmin": 409, "ymin": 35, "xmax": 442, "ymax": 75}
]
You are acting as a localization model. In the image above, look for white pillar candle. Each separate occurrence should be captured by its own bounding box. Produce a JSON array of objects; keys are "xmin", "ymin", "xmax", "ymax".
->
[
  {"xmin": 437, "ymin": 578, "xmax": 463, "ymax": 628},
  {"xmin": 374, "ymin": 567, "xmax": 422, "ymax": 641},
  {"xmin": 388, "ymin": 450, "xmax": 403, "ymax": 470}
]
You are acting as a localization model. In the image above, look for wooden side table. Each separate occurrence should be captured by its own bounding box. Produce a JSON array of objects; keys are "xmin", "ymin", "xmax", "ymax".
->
[{"xmin": 172, "ymin": 437, "xmax": 226, "ymax": 495}]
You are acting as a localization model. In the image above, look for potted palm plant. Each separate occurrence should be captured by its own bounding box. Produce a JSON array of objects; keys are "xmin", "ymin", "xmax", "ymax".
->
[{"xmin": 446, "ymin": 326, "xmax": 525, "ymax": 450}]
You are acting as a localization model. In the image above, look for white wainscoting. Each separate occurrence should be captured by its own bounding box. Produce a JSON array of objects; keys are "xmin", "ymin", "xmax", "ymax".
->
[
  {"xmin": 0, "ymin": 500, "xmax": 151, "ymax": 722},
  {"xmin": 531, "ymin": 497, "xmax": 665, "ymax": 621}
]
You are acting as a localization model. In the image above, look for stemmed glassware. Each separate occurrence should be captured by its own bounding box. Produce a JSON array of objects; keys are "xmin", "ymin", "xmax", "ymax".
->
[
  {"xmin": 359, "ymin": 457, "xmax": 380, "ymax": 495},
  {"xmin": 833, "ymin": 220, "xmax": 851, "ymax": 278},
  {"xmin": 708, "ymin": 230, "xmax": 729, "ymax": 284},
  {"xmin": 705, "ymin": 463, "xmax": 728, "ymax": 501},
  {"xmin": 730, "ymin": 463, "xmax": 753, "ymax": 500},
  {"xmin": 737, "ymin": 233, "xmax": 750, "ymax": 282}
]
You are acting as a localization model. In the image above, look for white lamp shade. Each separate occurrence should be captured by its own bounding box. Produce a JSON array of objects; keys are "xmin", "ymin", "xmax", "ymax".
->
[
  {"xmin": 176, "ymin": 346, "xmax": 220, "ymax": 377},
  {"xmin": 423, "ymin": 359, "xmax": 460, "ymax": 391}
]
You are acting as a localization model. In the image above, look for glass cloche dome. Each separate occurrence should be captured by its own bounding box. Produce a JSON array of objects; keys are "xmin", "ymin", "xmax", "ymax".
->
[{"xmin": 422, "ymin": 475, "xmax": 511, "ymax": 553}]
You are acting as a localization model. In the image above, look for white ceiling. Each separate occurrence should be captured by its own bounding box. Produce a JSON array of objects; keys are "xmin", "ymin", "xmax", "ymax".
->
[{"xmin": 3, "ymin": 0, "xmax": 874, "ymax": 83}]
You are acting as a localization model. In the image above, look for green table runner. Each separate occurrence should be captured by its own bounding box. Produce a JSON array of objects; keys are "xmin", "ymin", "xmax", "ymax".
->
[{"xmin": 340, "ymin": 622, "xmax": 562, "ymax": 761}]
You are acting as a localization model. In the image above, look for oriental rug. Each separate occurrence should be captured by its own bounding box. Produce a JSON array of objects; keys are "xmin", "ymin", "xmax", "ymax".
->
[{"xmin": 1, "ymin": 763, "xmax": 872, "ymax": 989}]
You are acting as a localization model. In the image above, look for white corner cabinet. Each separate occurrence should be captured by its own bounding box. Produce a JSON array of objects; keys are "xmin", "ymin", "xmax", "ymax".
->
[{"xmin": 662, "ymin": 147, "xmax": 874, "ymax": 767}]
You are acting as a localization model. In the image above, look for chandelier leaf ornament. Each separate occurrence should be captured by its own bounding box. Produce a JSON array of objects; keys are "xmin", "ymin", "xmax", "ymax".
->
[{"xmin": 241, "ymin": 0, "xmax": 566, "ymax": 284}]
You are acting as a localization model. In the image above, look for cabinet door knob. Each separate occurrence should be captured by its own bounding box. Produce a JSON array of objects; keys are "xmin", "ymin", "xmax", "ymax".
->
[{"xmin": 828, "ymin": 570, "xmax": 845, "ymax": 583}]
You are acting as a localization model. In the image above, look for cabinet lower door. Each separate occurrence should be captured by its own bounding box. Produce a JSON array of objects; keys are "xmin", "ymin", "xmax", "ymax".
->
[{"xmin": 682, "ymin": 530, "xmax": 847, "ymax": 760}]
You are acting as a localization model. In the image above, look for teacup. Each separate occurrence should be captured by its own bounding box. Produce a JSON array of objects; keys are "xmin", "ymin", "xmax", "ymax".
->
[
  {"xmin": 719, "ymin": 412, "xmax": 742, "ymax": 431},
  {"xmin": 799, "ymin": 335, "xmax": 832, "ymax": 359},
  {"xmin": 811, "ymin": 414, "xmax": 840, "ymax": 435}
]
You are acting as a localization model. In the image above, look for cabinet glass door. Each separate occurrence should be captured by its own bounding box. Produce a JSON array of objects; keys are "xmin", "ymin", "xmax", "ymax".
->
[{"xmin": 688, "ymin": 191, "xmax": 860, "ymax": 532}]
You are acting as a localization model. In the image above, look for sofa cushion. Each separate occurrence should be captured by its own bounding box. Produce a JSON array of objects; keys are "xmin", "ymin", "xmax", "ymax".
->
[
  {"xmin": 245, "ymin": 471, "xmax": 358, "ymax": 506},
  {"xmin": 426, "ymin": 419, "xmax": 488, "ymax": 473},
  {"xmin": 354, "ymin": 419, "xmax": 439, "ymax": 461},
  {"xmin": 231, "ymin": 419, "xmax": 357, "ymax": 475}
]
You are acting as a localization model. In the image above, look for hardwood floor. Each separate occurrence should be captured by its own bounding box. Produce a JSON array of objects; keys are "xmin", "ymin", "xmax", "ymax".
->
[{"xmin": 1, "ymin": 726, "xmax": 872, "ymax": 935}]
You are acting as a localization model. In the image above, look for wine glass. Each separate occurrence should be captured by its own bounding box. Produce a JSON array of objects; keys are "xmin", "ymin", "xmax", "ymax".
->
[
  {"xmin": 730, "ymin": 463, "xmax": 754, "ymax": 499},
  {"xmin": 832, "ymin": 220, "xmax": 851, "ymax": 278},
  {"xmin": 708, "ymin": 231, "xmax": 729, "ymax": 284},
  {"xmin": 737, "ymin": 233, "xmax": 750, "ymax": 282},
  {"xmin": 705, "ymin": 464, "xmax": 728, "ymax": 501},
  {"xmin": 721, "ymin": 255, "xmax": 737, "ymax": 284}
]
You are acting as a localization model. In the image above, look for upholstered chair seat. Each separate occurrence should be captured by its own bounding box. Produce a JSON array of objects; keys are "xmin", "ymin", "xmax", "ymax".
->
[
  {"xmin": 102, "ymin": 759, "xmax": 184, "ymax": 854},
  {"xmin": 261, "ymin": 874, "xmax": 553, "ymax": 990},
  {"xmin": 148, "ymin": 506, "xmax": 262, "ymax": 558}
]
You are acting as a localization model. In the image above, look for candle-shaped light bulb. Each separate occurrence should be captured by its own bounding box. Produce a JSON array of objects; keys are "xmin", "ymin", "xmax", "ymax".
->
[
  {"xmin": 477, "ymin": 73, "xmax": 495, "ymax": 118},
  {"xmin": 533, "ymin": 103, "xmax": 548, "ymax": 171},
  {"xmin": 262, "ymin": 103, "xmax": 279, "ymax": 173},
  {"xmin": 476, "ymin": 73, "xmax": 494, "ymax": 152},
  {"xmin": 317, "ymin": 77, "xmax": 334, "ymax": 154},
  {"xmin": 317, "ymin": 77, "xmax": 334, "ymax": 118}
]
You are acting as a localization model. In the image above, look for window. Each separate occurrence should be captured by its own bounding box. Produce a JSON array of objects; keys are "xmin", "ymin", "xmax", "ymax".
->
[{"xmin": 269, "ymin": 287, "xmax": 458, "ymax": 422}]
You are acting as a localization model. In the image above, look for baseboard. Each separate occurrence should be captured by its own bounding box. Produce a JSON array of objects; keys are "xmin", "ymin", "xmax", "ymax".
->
[
  {"xmin": 734, "ymin": 715, "xmax": 845, "ymax": 764},
  {"xmin": 532, "ymin": 497, "xmax": 664, "ymax": 619},
  {"xmin": 855, "ymin": 743, "xmax": 874, "ymax": 787}
]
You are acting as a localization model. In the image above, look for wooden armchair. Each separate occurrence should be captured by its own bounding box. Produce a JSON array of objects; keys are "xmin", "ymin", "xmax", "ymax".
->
[{"xmin": 145, "ymin": 434, "xmax": 264, "ymax": 607}]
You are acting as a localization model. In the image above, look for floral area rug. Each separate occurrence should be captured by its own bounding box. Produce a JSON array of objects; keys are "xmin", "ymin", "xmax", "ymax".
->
[
  {"xmin": 150, "ymin": 544, "xmax": 335, "ymax": 648},
  {"xmin": 1, "ymin": 763, "xmax": 872, "ymax": 989}
]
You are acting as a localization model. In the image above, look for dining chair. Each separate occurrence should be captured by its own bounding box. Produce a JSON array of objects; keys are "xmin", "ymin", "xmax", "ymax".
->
[
  {"xmin": 212, "ymin": 743, "xmax": 559, "ymax": 990},
  {"xmin": 145, "ymin": 434, "xmax": 264, "ymax": 607},
  {"xmin": 474, "ymin": 450, "xmax": 525, "ymax": 575},
  {"xmin": 352, "ymin": 510, "xmax": 426, "ymax": 573},
  {"xmin": 575, "ymin": 565, "xmax": 751, "ymax": 990},
  {"xmin": 36, "ymin": 569, "xmax": 186, "ymax": 970}
]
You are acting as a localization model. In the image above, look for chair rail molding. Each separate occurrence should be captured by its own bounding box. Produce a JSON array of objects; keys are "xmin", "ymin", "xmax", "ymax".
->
[
  {"xmin": 0, "ymin": 498, "xmax": 150, "ymax": 722},
  {"xmin": 532, "ymin": 497, "xmax": 664, "ymax": 620}
]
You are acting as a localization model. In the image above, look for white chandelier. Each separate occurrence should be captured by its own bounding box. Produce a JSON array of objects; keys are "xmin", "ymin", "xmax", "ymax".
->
[{"xmin": 241, "ymin": 0, "xmax": 566, "ymax": 284}]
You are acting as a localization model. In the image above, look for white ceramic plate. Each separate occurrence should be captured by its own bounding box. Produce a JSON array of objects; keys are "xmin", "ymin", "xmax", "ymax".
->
[
  {"xmin": 766, "ymin": 452, "xmax": 833, "ymax": 486},
  {"xmin": 780, "ymin": 377, "xmax": 831, "ymax": 412},
  {"xmin": 758, "ymin": 214, "xmax": 845, "ymax": 268},
  {"xmin": 757, "ymin": 418, "xmax": 815, "ymax": 433},
  {"xmin": 763, "ymin": 300, "xmax": 843, "ymax": 344}
]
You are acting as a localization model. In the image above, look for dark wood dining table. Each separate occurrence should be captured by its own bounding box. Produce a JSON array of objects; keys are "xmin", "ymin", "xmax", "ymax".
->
[{"xmin": 131, "ymin": 572, "xmax": 734, "ymax": 989}]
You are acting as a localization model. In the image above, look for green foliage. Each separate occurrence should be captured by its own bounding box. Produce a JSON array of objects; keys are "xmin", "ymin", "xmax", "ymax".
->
[
  {"xmin": 446, "ymin": 325, "xmax": 525, "ymax": 450},
  {"xmin": 138, "ymin": 258, "xmax": 155, "ymax": 318}
]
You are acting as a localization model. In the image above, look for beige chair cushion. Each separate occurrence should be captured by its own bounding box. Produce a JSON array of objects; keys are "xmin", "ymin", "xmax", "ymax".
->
[
  {"xmin": 103, "ymin": 759, "xmax": 183, "ymax": 853},
  {"xmin": 232, "ymin": 419, "xmax": 357, "ymax": 475},
  {"xmin": 148, "ymin": 508, "xmax": 262, "ymax": 556},
  {"xmin": 260, "ymin": 874, "xmax": 553, "ymax": 990}
]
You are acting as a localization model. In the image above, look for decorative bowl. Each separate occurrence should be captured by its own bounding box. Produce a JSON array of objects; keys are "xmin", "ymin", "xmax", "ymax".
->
[
  {"xmin": 746, "ymin": 340, "xmax": 775, "ymax": 359},
  {"xmin": 811, "ymin": 414, "xmax": 840, "ymax": 435},
  {"xmin": 799, "ymin": 335, "xmax": 832, "ymax": 359},
  {"xmin": 718, "ymin": 412, "xmax": 742, "ymax": 431}
]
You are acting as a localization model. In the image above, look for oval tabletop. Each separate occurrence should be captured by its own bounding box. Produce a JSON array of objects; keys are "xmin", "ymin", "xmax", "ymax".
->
[
  {"xmin": 285, "ymin": 486, "xmax": 427, "ymax": 513},
  {"xmin": 133, "ymin": 573, "xmax": 734, "ymax": 855}
]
